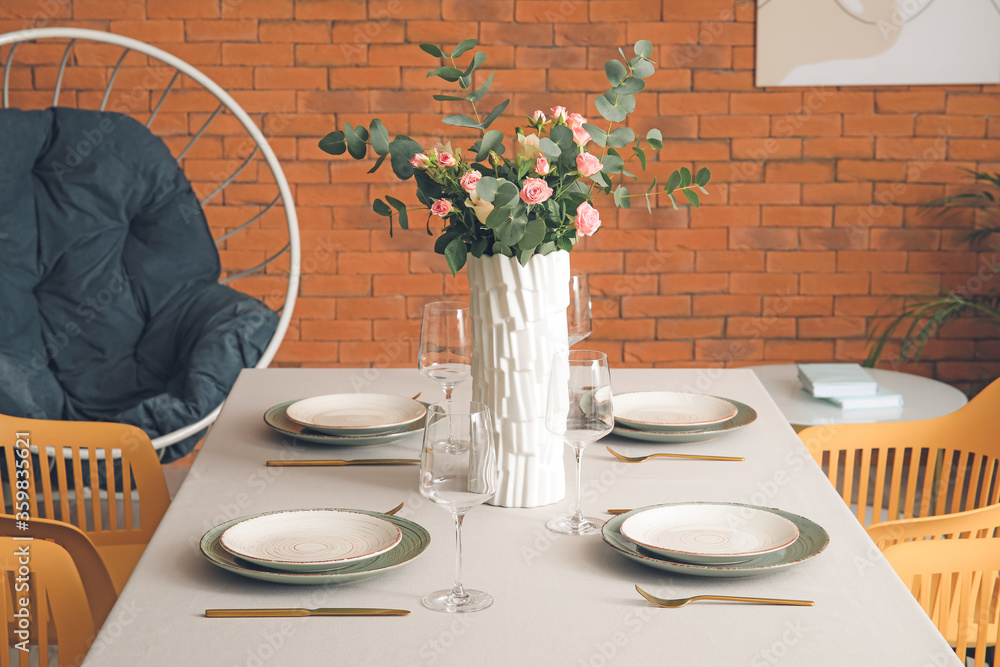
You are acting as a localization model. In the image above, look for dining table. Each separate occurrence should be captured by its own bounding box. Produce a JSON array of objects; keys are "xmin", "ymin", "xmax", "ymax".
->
[{"xmin": 83, "ymin": 368, "xmax": 961, "ymax": 666}]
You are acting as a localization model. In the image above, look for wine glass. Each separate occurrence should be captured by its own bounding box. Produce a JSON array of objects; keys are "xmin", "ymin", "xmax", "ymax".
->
[
  {"xmin": 545, "ymin": 350, "xmax": 614, "ymax": 536},
  {"xmin": 568, "ymin": 273, "xmax": 592, "ymax": 346},
  {"xmin": 418, "ymin": 301, "xmax": 472, "ymax": 406},
  {"xmin": 419, "ymin": 401, "xmax": 498, "ymax": 613}
]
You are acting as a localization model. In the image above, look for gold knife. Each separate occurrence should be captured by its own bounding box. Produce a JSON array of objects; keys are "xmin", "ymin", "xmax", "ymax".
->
[
  {"xmin": 266, "ymin": 459, "xmax": 420, "ymax": 467},
  {"xmin": 206, "ymin": 608, "xmax": 410, "ymax": 618}
]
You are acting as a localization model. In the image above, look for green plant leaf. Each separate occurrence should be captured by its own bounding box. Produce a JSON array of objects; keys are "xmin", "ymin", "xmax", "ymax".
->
[
  {"xmin": 496, "ymin": 216, "xmax": 527, "ymax": 246},
  {"xmin": 444, "ymin": 237, "xmax": 467, "ymax": 276},
  {"xmin": 318, "ymin": 130, "xmax": 346, "ymax": 156},
  {"xmin": 344, "ymin": 124, "xmax": 368, "ymax": 159},
  {"xmin": 451, "ymin": 38, "xmax": 478, "ymax": 58},
  {"xmin": 679, "ymin": 167, "xmax": 692, "ymax": 187},
  {"xmin": 665, "ymin": 170, "xmax": 680, "ymax": 194},
  {"xmin": 385, "ymin": 195, "xmax": 408, "ymax": 229},
  {"xmin": 605, "ymin": 59, "xmax": 628, "ymax": 87},
  {"xmin": 480, "ymin": 99, "xmax": 510, "ymax": 129},
  {"xmin": 470, "ymin": 237, "xmax": 489, "ymax": 257},
  {"xmin": 517, "ymin": 248, "xmax": 534, "ymax": 266},
  {"xmin": 492, "ymin": 241, "xmax": 512, "ymax": 256},
  {"xmin": 609, "ymin": 77, "xmax": 645, "ymax": 95},
  {"xmin": 582, "ymin": 123, "xmax": 607, "ymax": 148},
  {"xmin": 433, "ymin": 94, "xmax": 466, "ymax": 101},
  {"xmin": 645, "ymin": 193, "xmax": 652, "ymax": 213},
  {"xmin": 634, "ymin": 39, "xmax": 653, "ymax": 59},
  {"xmin": 555, "ymin": 236, "xmax": 573, "ymax": 252},
  {"xmin": 594, "ymin": 94, "xmax": 627, "ymax": 123},
  {"xmin": 683, "ymin": 189, "xmax": 700, "ymax": 207},
  {"xmin": 427, "ymin": 66, "xmax": 464, "ymax": 82},
  {"xmin": 462, "ymin": 51, "xmax": 487, "ymax": 76},
  {"xmin": 484, "ymin": 205, "xmax": 511, "ymax": 229},
  {"xmin": 372, "ymin": 199, "xmax": 392, "ymax": 216},
  {"xmin": 388, "ymin": 135, "xmax": 423, "ymax": 180},
  {"xmin": 590, "ymin": 171, "xmax": 609, "ymax": 188},
  {"xmin": 614, "ymin": 185, "xmax": 631, "ymax": 209},
  {"xmin": 538, "ymin": 137, "xmax": 562, "ymax": 158},
  {"xmin": 695, "ymin": 167, "xmax": 712, "ymax": 186},
  {"xmin": 442, "ymin": 114, "xmax": 482, "ymax": 129},
  {"xmin": 629, "ymin": 57, "xmax": 654, "ymax": 79},
  {"xmin": 518, "ymin": 217, "xmax": 546, "ymax": 250},
  {"xmin": 633, "ymin": 146, "xmax": 646, "ymax": 170},
  {"xmin": 667, "ymin": 192, "xmax": 678, "ymax": 210},
  {"xmin": 550, "ymin": 124, "xmax": 574, "ymax": 149},
  {"xmin": 602, "ymin": 151, "xmax": 625, "ymax": 174},
  {"xmin": 646, "ymin": 128, "xmax": 663, "ymax": 150},
  {"xmin": 420, "ymin": 44, "xmax": 445, "ymax": 57},
  {"xmin": 476, "ymin": 176, "xmax": 500, "ymax": 202},
  {"xmin": 367, "ymin": 153, "xmax": 387, "ymax": 174},
  {"xmin": 476, "ymin": 129, "xmax": 504, "ymax": 161},
  {"xmin": 646, "ymin": 176, "xmax": 658, "ymax": 193},
  {"xmin": 495, "ymin": 181, "xmax": 519, "ymax": 206},
  {"xmin": 467, "ymin": 71, "xmax": 495, "ymax": 103},
  {"xmin": 369, "ymin": 119, "xmax": 390, "ymax": 156},
  {"xmin": 607, "ymin": 127, "xmax": 635, "ymax": 148}
]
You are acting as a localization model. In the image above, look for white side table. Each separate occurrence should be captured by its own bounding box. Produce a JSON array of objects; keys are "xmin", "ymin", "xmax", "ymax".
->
[{"xmin": 747, "ymin": 364, "xmax": 968, "ymax": 426}]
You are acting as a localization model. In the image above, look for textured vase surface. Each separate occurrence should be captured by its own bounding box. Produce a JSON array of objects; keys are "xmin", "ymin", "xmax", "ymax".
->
[{"xmin": 467, "ymin": 251, "xmax": 570, "ymax": 508}]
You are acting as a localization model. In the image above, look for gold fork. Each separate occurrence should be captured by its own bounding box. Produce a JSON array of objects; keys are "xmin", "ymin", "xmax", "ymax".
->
[
  {"xmin": 607, "ymin": 446, "xmax": 744, "ymax": 463},
  {"xmin": 383, "ymin": 502, "xmax": 404, "ymax": 516},
  {"xmin": 635, "ymin": 585, "xmax": 813, "ymax": 608}
]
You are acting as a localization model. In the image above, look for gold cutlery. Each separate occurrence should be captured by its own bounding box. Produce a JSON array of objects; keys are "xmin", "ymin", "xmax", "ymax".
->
[
  {"xmin": 411, "ymin": 392, "xmax": 422, "ymax": 400},
  {"xmin": 635, "ymin": 585, "xmax": 813, "ymax": 608},
  {"xmin": 206, "ymin": 608, "xmax": 410, "ymax": 618},
  {"xmin": 607, "ymin": 446, "xmax": 744, "ymax": 463},
  {"xmin": 266, "ymin": 458, "xmax": 420, "ymax": 467},
  {"xmin": 383, "ymin": 502, "xmax": 404, "ymax": 516}
]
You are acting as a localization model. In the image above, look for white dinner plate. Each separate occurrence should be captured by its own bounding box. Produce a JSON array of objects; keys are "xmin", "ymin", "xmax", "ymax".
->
[
  {"xmin": 612, "ymin": 399, "xmax": 757, "ymax": 443},
  {"xmin": 620, "ymin": 504, "xmax": 799, "ymax": 564},
  {"xmin": 284, "ymin": 394, "xmax": 427, "ymax": 435},
  {"xmin": 614, "ymin": 392, "xmax": 739, "ymax": 431},
  {"xmin": 219, "ymin": 509, "xmax": 402, "ymax": 573}
]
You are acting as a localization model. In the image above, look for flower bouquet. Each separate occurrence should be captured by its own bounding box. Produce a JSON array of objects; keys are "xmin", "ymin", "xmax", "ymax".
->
[{"xmin": 319, "ymin": 38, "xmax": 711, "ymax": 276}]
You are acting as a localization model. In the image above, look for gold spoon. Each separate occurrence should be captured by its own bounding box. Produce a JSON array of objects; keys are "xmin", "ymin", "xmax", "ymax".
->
[
  {"xmin": 383, "ymin": 502, "xmax": 404, "ymax": 516},
  {"xmin": 607, "ymin": 446, "xmax": 744, "ymax": 463},
  {"xmin": 635, "ymin": 585, "xmax": 813, "ymax": 608}
]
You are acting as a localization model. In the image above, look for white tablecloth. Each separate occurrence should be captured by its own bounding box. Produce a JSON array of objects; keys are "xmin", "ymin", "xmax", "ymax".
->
[{"xmin": 84, "ymin": 369, "xmax": 960, "ymax": 666}]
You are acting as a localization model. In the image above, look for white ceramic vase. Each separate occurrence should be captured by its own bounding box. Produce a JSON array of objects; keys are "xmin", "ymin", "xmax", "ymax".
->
[{"xmin": 467, "ymin": 251, "xmax": 570, "ymax": 508}]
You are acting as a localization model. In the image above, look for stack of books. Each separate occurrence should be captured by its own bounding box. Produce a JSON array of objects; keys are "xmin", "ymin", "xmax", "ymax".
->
[{"xmin": 797, "ymin": 363, "xmax": 904, "ymax": 410}]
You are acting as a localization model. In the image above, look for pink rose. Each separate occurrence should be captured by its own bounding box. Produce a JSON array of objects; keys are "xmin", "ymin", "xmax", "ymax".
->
[
  {"xmin": 575, "ymin": 202, "xmax": 601, "ymax": 237},
  {"xmin": 410, "ymin": 153, "xmax": 430, "ymax": 169},
  {"xmin": 550, "ymin": 106, "xmax": 568, "ymax": 123},
  {"xmin": 519, "ymin": 177, "xmax": 554, "ymax": 206},
  {"xmin": 566, "ymin": 112, "xmax": 587, "ymax": 130},
  {"xmin": 459, "ymin": 170, "xmax": 482, "ymax": 194},
  {"xmin": 571, "ymin": 124, "xmax": 591, "ymax": 146},
  {"xmin": 437, "ymin": 151, "xmax": 457, "ymax": 167},
  {"xmin": 535, "ymin": 157, "xmax": 550, "ymax": 176},
  {"xmin": 576, "ymin": 151, "xmax": 602, "ymax": 177},
  {"xmin": 430, "ymin": 199, "xmax": 453, "ymax": 218},
  {"xmin": 531, "ymin": 110, "xmax": 546, "ymax": 123}
]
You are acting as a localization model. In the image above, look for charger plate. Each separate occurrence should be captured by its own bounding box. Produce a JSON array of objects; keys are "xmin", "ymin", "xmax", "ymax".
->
[
  {"xmin": 264, "ymin": 400, "xmax": 425, "ymax": 446},
  {"xmin": 219, "ymin": 509, "xmax": 403, "ymax": 573},
  {"xmin": 612, "ymin": 400, "xmax": 757, "ymax": 444},
  {"xmin": 614, "ymin": 392, "xmax": 738, "ymax": 431},
  {"xmin": 201, "ymin": 509, "xmax": 430, "ymax": 585},
  {"xmin": 602, "ymin": 502, "xmax": 828, "ymax": 578},
  {"xmin": 285, "ymin": 394, "xmax": 427, "ymax": 435}
]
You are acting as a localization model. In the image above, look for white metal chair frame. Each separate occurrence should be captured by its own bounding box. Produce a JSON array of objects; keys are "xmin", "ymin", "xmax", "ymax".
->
[{"xmin": 0, "ymin": 27, "xmax": 301, "ymax": 451}]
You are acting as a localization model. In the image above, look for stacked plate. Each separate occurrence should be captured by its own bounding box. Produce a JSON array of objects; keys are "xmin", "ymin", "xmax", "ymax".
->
[
  {"xmin": 612, "ymin": 392, "xmax": 757, "ymax": 443},
  {"xmin": 264, "ymin": 393, "xmax": 428, "ymax": 446},
  {"xmin": 602, "ymin": 502, "xmax": 829, "ymax": 578},
  {"xmin": 200, "ymin": 508, "xmax": 431, "ymax": 585}
]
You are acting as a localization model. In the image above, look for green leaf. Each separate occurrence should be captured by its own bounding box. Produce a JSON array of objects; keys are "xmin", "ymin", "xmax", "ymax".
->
[
  {"xmin": 594, "ymin": 94, "xmax": 627, "ymax": 123},
  {"xmin": 629, "ymin": 57, "xmax": 655, "ymax": 79},
  {"xmin": 470, "ymin": 237, "xmax": 489, "ymax": 257},
  {"xmin": 612, "ymin": 92, "xmax": 637, "ymax": 115},
  {"xmin": 517, "ymin": 248, "xmax": 534, "ymax": 267},
  {"xmin": 646, "ymin": 128, "xmax": 663, "ymax": 150},
  {"xmin": 480, "ymin": 99, "xmax": 510, "ymax": 129},
  {"xmin": 444, "ymin": 237, "xmax": 468, "ymax": 276},
  {"xmin": 518, "ymin": 217, "xmax": 546, "ymax": 250},
  {"xmin": 495, "ymin": 181, "xmax": 519, "ymax": 206},
  {"xmin": 372, "ymin": 199, "xmax": 392, "ymax": 216},
  {"xmin": 462, "ymin": 51, "xmax": 487, "ymax": 77},
  {"xmin": 477, "ymin": 129, "xmax": 504, "ymax": 161},
  {"xmin": 634, "ymin": 39, "xmax": 653, "ymax": 59},
  {"xmin": 369, "ymin": 119, "xmax": 390, "ymax": 156},
  {"xmin": 427, "ymin": 66, "xmax": 464, "ymax": 82},
  {"xmin": 550, "ymin": 124, "xmax": 574, "ymax": 149},
  {"xmin": 496, "ymin": 216, "xmax": 527, "ymax": 246},
  {"xmin": 538, "ymin": 137, "xmax": 562, "ymax": 158},
  {"xmin": 591, "ymin": 171, "xmax": 610, "ymax": 188},
  {"xmin": 683, "ymin": 189, "xmax": 700, "ymax": 207},
  {"xmin": 385, "ymin": 195, "xmax": 408, "ymax": 229},
  {"xmin": 614, "ymin": 185, "xmax": 631, "ymax": 209},
  {"xmin": 442, "ymin": 114, "xmax": 482, "ymax": 129},
  {"xmin": 609, "ymin": 78, "xmax": 645, "ymax": 95},
  {"xmin": 467, "ymin": 71, "xmax": 495, "ymax": 103},
  {"xmin": 366, "ymin": 153, "xmax": 388, "ymax": 174},
  {"xmin": 485, "ymin": 205, "xmax": 511, "ymax": 229},
  {"xmin": 667, "ymin": 192, "xmax": 678, "ymax": 210},
  {"xmin": 492, "ymin": 241, "xmax": 512, "ymax": 256},
  {"xmin": 679, "ymin": 167, "xmax": 691, "ymax": 188},
  {"xmin": 388, "ymin": 135, "xmax": 424, "ymax": 180},
  {"xmin": 605, "ymin": 59, "xmax": 628, "ymax": 87},
  {"xmin": 434, "ymin": 232, "xmax": 458, "ymax": 254},
  {"xmin": 420, "ymin": 44, "xmax": 445, "ymax": 57},
  {"xmin": 451, "ymin": 38, "xmax": 478, "ymax": 59},
  {"xmin": 645, "ymin": 193, "xmax": 652, "ymax": 214},
  {"xmin": 607, "ymin": 127, "xmax": 635, "ymax": 148},
  {"xmin": 695, "ymin": 167, "xmax": 712, "ymax": 187},
  {"xmin": 344, "ymin": 124, "xmax": 367, "ymax": 159},
  {"xmin": 476, "ymin": 176, "xmax": 500, "ymax": 202},
  {"xmin": 602, "ymin": 151, "xmax": 625, "ymax": 174},
  {"xmin": 665, "ymin": 170, "xmax": 680, "ymax": 194},
  {"xmin": 433, "ymin": 94, "xmax": 467, "ymax": 101},
  {"xmin": 698, "ymin": 185, "xmax": 709, "ymax": 195},
  {"xmin": 318, "ymin": 130, "xmax": 346, "ymax": 156},
  {"xmin": 555, "ymin": 236, "xmax": 573, "ymax": 252},
  {"xmin": 633, "ymin": 146, "xmax": 646, "ymax": 170},
  {"xmin": 582, "ymin": 123, "xmax": 607, "ymax": 148}
]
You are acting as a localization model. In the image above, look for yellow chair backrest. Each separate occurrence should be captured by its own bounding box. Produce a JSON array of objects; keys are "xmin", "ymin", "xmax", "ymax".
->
[
  {"xmin": 2, "ymin": 536, "xmax": 96, "ymax": 667},
  {"xmin": 798, "ymin": 377, "xmax": 1000, "ymax": 526}
]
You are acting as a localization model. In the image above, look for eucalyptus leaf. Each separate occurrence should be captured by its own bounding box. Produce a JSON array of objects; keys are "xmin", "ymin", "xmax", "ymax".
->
[
  {"xmin": 427, "ymin": 66, "xmax": 464, "ymax": 82},
  {"xmin": 442, "ymin": 114, "xmax": 482, "ymax": 129},
  {"xmin": 582, "ymin": 123, "xmax": 607, "ymax": 147},
  {"xmin": 633, "ymin": 146, "xmax": 646, "ymax": 170},
  {"xmin": 518, "ymin": 218, "xmax": 546, "ymax": 250},
  {"xmin": 492, "ymin": 241, "xmax": 512, "ymax": 256},
  {"xmin": 665, "ymin": 170, "xmax": 680, "ymax": 194},
  {"xmin": 451, "ymin": 38, "xmax": 478, "ymax": 58},
  {"xmin": 607, "ymin": 127, "xmax": 635, "ymax": 148},
  {"xmin": 344, "ymin": 124, "xmax": 367, "ymax": 160},
  {"xmin": 485, "ymin": 205, "xmax": 511, "ymax": 229},
  {"xmin": 367, "ymin": 153, "xmax": 387, "ymax": 173},
  {"xmin": 385, "ymin": 195, "xmax": 408, "ymax": 229},
  {"xmin": 420, "ymin": 44, "xmax": 445, "ymax": 57},
  {"xmin": 679, "ymin": 167, "xmax": 691, "ymax": 188},
  {"xmin": 495, "ymin": 182, "xmax": 520, "ymax": 207},
  {"xmin": 646, "ymin": 128, "xmax": 663, "ymax": 150},
  {"xmin": 683, "ymin": 189, "xmax": 700, "ymax": 207},
  {"xmin": 388, "ymin": 135, "xmax": 423, "ymax": 180},
  {"xmin": 318, "ymin": 130, "xmax": 346, "ymax": 156},
  {"xmin": 372, "ymin": 199, "xmax": 392, "ymax": 216},
  {"xmin": 614, "ymin": 185, "xmax": 631, "ymax": 209},
  {"xmin": 471, "ymin": 237, "xmax": 489, "ymax": 257},
  {"xmin": 667, "ymin": 192, "xmax": 678, "ymax": 210},
  {"xmin": 594, "ymin": 95, "xmax": 627, "ymax": 123},
  {"xmin": 645, "ymin": 193, "xmax": 652, "ymax": 214},
  {"xmin": 634, "ymin": 39, "xmax": 653, "ymax": 59},
  {"xmin": 496, "ymin": 216, "xmax": 527, "ymax": 246},
  {"xmin": 556, "ymin": 236, "xmax": 573, "ymax": 252},
  {"xmin": 433, "ymin": 94, "xmax": 466, "ymax": 101},
  {"xmin": 476, "ymin": 176, "xmax": 501, "ymax": 202},
  {"xmin": 444, "ymin": 237, "xmax": 467, "ymax": 276},
  {"xmin": 538, "ymin": 137, "xmax": 562, "ymax": 158},
  {"xmin": 550, "ymin": 124, "xmax": 574, "ymax": 149},
  {"xmin": 434, "ymin": 232, "xmax": 458, "ymax": 255},
  {"xmin": 480, "ymin": 99, "xmax": 510, "ymax": 129},
  {"xmin": 695, "ymin": 167, "xmax": 712, "ymax": 186},
  {"xmin": 609, "ymin": 78, "xmax": 645, "ymax": 95},
  {"xmin": 369, "ymin": 119, "xmax": 390, "ymax": 156},
  {"xmin": 462, "ymin": 51, "xmax": 487, "ymax": 76},
  {"xmin": 477, "ymin": 129, "xmax": 504, "ymax": 161},
  {"xmin": 518, "ymin": 248, "xmax": 534, "ymax": 267},
  {"xmin": 605, "ymin": 59, "xmax": 628, "ymax": 87},
  {"xmin": 467, "ymin": 71, "xmax": 495, "ymax": 103},
  {"xmin": 646, "ymin": 176, "xmax": 658, "ymax": 193},
  {"xmin": 602, "ymin": 152, "xmax": 625, "ymax": 174},
  {"xmin": 590, "ymin": 171, "xmax": 609, "ymax": 188},
  {"xmin": 630, "ymin": 57, "xmax": 654, "ymax": 79}
]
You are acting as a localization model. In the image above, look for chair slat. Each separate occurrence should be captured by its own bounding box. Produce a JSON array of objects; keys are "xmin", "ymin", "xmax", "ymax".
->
[
  {"xmin": 55, "ymin": 447, "xmax": 71, "ymax": 525},
  {"xmin": 122, "ymin": 460, "xmax": 133, "ymax": 530},
  {"xmin": 872, "ymin": 447, "xmax": 889, "ymax": 524},
  {"xmin": 36, "ymin": 444, "xmax": 55, "ymax": 520},
  {"xmin": 919, "ymin": 448, "xmax": 938, "ymax": 518},
  {"xmin": 857, "ymin": 448, "xmax": 873, "ymax": 523},
  {"xmin": 887, "ymin": 447, "xmax": 905, "ymax": 521},
  {"xmin": 70, "ymin": 447, "xmax": 86, "ymax": 530},
  {"xmin": 106, "ymin": 447, "xmax": 118, "ymax": 531},
  {"xmin": 89, "ymin": 447, "xmax": 101, "ymax": 532},
  {"xmin": 903, "ymin": 447, "xmax": 922, "ymax": 519}
]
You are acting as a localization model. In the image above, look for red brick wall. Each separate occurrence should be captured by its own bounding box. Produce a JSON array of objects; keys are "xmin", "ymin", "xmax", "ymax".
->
[{"xmin": 3, "ymin": 0, "xmax": 998, "ymax": 392}]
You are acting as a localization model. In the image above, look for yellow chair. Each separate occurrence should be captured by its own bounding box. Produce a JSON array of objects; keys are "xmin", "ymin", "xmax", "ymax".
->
[
  {"xmin": 2, "ymin": 537, "xmax": 98, "ymax": 666},
  {"xmin": 1, "ymin": 415, "xmax": 170, "ymax": 593},
  {"xmin": 798, "ymin": 377, "xmax": 1000, "ymax": 526}
]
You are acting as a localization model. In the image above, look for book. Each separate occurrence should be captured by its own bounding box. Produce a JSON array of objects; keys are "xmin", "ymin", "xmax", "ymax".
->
[
  {"xmin": 797, "ymin": 363, "xmax": 878, "ymax": 397},
  {"xmin": 822, "ymin": 387, "xmax": 904, "ymax": 410}
]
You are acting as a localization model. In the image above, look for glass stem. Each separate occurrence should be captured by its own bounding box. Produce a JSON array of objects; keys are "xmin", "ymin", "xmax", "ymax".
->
[
  {"xmin": 450, "ymin": 511, "xmax": 469, "ymax": 602},
  {"xmin": 571, "ymin": 445, "xmax": 585, "ymax": 524}
]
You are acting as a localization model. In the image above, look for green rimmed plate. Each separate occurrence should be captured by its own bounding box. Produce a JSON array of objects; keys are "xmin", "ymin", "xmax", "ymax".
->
[
  {"xmin": 264, "ymin": 400, "xmax": 426, "ymax": 446},
  {"xmin": 602, "ymin": 502, "xmax": 829, "ymax": 578},
  {"xmin": 612, "ymin": 399, "xmax": 757, "ymax": 444},
  {"xmin": 200, "ymin": 509, "xmax": 431, "ymax": 585}
]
